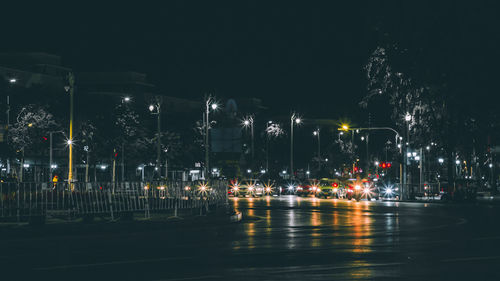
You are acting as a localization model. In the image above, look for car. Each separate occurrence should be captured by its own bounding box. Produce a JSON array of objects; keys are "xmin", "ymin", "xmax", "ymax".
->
[
  {"xmin": 296, "ymin": 180, "xmax": 322, "ymax": 197},
  {"xmin": 316, "ymin": 178, "xmax": 342, "ymax": 198},
  {"xmin": 275, "ymin": 179, "xmax": 302, "ymax": 195},
  {"xmin": 344, "ymin": 178, "xmax": 375, "ymax": 200},
  {"xmin": 232, "ymin": 179, "xmax": 264, "ymax": 197},
  {"xmin": 377, "ymin": 182, "xmax": 400, "ymax": 200}
]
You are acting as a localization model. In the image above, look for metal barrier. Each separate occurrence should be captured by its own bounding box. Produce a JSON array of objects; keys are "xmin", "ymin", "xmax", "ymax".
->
[{"xmin": 0, "ymin": 180, "xmax": 228, "ymax": 222}]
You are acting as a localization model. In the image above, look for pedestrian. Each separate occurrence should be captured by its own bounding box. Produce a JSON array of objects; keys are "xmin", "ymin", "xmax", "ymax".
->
[{"xmin": 52, "ymin": 174, "xmax": 59, "ymax": 190}]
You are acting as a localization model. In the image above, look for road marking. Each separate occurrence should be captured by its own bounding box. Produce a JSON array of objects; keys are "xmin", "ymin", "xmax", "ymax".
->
[
  {"xmin": 442, "ymin": 256, "xmax": 500, "ymax": 263},
  {"xmin": 270, "ymin": 262, "xmax": 405, "ymax": 274},
  {"xmin": 34, "ymin": 256, "xmax": 190, "ymax": 271},
  {"xmin": 156, "ymin": 276, "xmax": 221, "ymax": 281}
]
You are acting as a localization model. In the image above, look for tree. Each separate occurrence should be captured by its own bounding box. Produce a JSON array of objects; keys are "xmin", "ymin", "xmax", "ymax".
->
[{"xmin": 8, "ymin": 105, "xmax": 59, "ymax": 181}]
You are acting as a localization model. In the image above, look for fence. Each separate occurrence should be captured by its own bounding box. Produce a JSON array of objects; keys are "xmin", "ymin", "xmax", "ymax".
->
[{"xmin": 0, "ymin": 180, "xmax": 228, "ymax": 222}]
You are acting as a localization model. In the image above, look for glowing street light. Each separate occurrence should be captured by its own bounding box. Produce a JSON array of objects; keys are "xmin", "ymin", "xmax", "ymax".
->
[
  {"xmin": 148, "ymin": 97, "xmax": 162, "ymax": 178},
  {"xmin": 405, "ymin": 113, "xmax": 412, "ymax": 122},
  {"xmin": 438, "ymin": 158, "xmax": 444, "ymax": 164},
  {"xmin": 204, "ymin": 96, "xmax": 219, "ymax": 178},
  {"xmin": 290, "ymin": 113, "xmax": 302, "ymax": 178},
  {"xmin": 123, "ymin": 96, "xmax": 131, "ymax": 102},
  {"xmin": 242, "ymin": 115, "xmax": 255, "ymax": 163},
  {"xmin": 313, "ymin": 129, "xmax": 321, "ymax": 170}
]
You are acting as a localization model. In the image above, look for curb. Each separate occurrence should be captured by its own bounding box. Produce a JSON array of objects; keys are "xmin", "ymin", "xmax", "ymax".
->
[{"xmin": 229, "ymin": 212, "xmax": 242, "ymax": 223}]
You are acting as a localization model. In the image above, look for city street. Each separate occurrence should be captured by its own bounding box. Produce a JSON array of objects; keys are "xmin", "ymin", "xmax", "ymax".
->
[{"xmin": 2, "ymin": 196, "xmax": 500, "ymax": 280}]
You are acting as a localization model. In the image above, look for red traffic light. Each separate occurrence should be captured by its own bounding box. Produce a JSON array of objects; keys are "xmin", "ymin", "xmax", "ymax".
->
[
  {"xmin": 379, "ymin": 162, "xmax": 392, "ymax": 169},
  {"xmin": 332, "ymin": 182, "xmax": 338, "ymax": 188}
]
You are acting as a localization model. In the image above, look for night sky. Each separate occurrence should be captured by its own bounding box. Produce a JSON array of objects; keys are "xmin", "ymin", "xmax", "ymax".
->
[{"xmin": 2, "ymin": 1, "xmax": 500, "ymax": 123}]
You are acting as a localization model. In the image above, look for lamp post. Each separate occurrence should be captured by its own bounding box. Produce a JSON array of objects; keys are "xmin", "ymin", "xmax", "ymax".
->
[
  {"xmin": 313, "ymin": 129, "xmax": 320, "ymax": 171},
  {"xmin": 204, "ymin": 96, "xmax": 218, "ymax": 179},
  {"xmin": 290, "ymin": 113, "xmax": 301, "ymax": 179},
  {"xmin": 5, "ymin": 78, "xmax": 16, "ymax": 174},
  {"xmin": 403, "ymin": 112, "xmax": 412, "ymax": 200},
  {"xmin": 242, "ymin": 115, "xmax": 254, "ymax": 166},
  {"xmin": 149, "ymin": 98, "xmax": 162, "ymax": 179},
  {"xmin": 65, "ymin": 73, "xmax": 75, "ymax": 188}
]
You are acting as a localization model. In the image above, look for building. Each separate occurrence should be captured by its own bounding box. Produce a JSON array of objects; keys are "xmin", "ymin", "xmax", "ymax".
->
[{"xmin": 0, "ymin": 52, "xmax": 71, "ymax": 91}]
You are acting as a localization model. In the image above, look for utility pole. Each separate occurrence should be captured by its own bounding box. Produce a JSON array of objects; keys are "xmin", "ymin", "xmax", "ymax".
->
[
  {"xmin": 121, "ymin": 144, "xmax": 125, "ymax": 182},
  {"xmin": 149, "ymin": 97, "xmax": 162, "ymax": 179},
  {"xmin": 156, "ymin": 108, "xmax": 161, "ymax": 178},
  {"xmin": 65, "ymin": 73, "xmax": 75, "ymax": 189},
  {"xmin": 290, "ymin": 113, "xmax": 301, "ymax": 179},
  {"xmin": 85, "ymin": 147, "xmax": 89, "ymax": 183},
  {"xmin": 49, "ymin": 132, "xmax": 53, "ymax": 182},
  {"xmin": 112, "ymin": 148, "xmax": 116, "ymax": 184},
  {"xmin": 290, "ymin": 116, "xmax": 294, "ymax": 179},
  {"xmin": 419, "ymin": 148, "xmax": 423, "ymax": 193},
  {"xmin": 204, "ymin": 96, "xmax": 218, "ymax": 179}
]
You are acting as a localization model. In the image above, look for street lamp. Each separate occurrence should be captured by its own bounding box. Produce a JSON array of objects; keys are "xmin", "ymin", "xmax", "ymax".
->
[
  {"xmin": 204, "ymin": 96, "xmax": 219, "ymax": 179},
  {"xmin": 405, "ymin": 113, "xmax": 412, "ymax": 122},
  {"xmin": 402, "ymin": 112, "xmax": 412, "ymax": 200},
  {"xmin": 242, "ymin": 115, "xmax": 255, "ymax": 164},
  {"xmin": 438, "ymin": 158, "xmax": 444, "ymax": 164},
  {"xmin": 65, "ymin": 73, "xmax": 75, "ymax": 188},
  {"xmin": 123, "ymin": 96, "xmax": 131, "ymax": 103},
  {"xmin": 149, "ymin": 98, "xmax": 162, "ymax": 179},
  {"xmin": 290, "ymin": 113, "xmax": 302, "ymax": 179},
  {"xmin": 313, "ymin": 129, "xmax": 321, "ymax": 171}
]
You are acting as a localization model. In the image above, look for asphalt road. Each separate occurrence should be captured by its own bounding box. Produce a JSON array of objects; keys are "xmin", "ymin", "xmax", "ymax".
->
[{"xmin": 2, "ymin": 196, "xmax": 500, "ymax": 280}]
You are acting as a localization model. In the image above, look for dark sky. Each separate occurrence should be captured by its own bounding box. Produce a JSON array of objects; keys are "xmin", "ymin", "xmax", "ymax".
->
[{"xmin": 2, "ymin": 1, "xmax": 500, "ymax": 123}]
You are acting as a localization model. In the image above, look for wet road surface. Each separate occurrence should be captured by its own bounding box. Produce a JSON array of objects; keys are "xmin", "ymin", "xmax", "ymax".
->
[{"xmin": 2, "ymin": 196, "xmax": 500, "ymax": 280}]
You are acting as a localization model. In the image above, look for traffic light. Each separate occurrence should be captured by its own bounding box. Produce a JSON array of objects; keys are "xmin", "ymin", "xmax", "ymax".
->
[{"xmin": 378, "ymin": 162, "xmax": 392, "ymax": 169}]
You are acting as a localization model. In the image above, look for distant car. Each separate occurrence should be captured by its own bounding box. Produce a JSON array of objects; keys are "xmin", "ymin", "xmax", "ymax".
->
[
  {"xmin": 316, "ymin": 178, "xmax": 342, "ymax": 198},
  {"xmin": 377, "ymin": 182, "xmax": 400, "ymax": 200},
  {"xmin": 296, "ymin": 180, "xmax": 322, "ymax": 197},
  {"xmin": 276, "ymin": 179, "xmax": 303, "ymax": 195},
  {"xmin": 233, "ymin": 179, "xmax": 264, "ymax": 197}
]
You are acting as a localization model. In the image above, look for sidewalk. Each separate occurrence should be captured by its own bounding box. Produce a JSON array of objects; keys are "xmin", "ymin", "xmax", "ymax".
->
[{"xmin": 0, "ymin": 207, "xmax": 239, "ymax": 240}]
